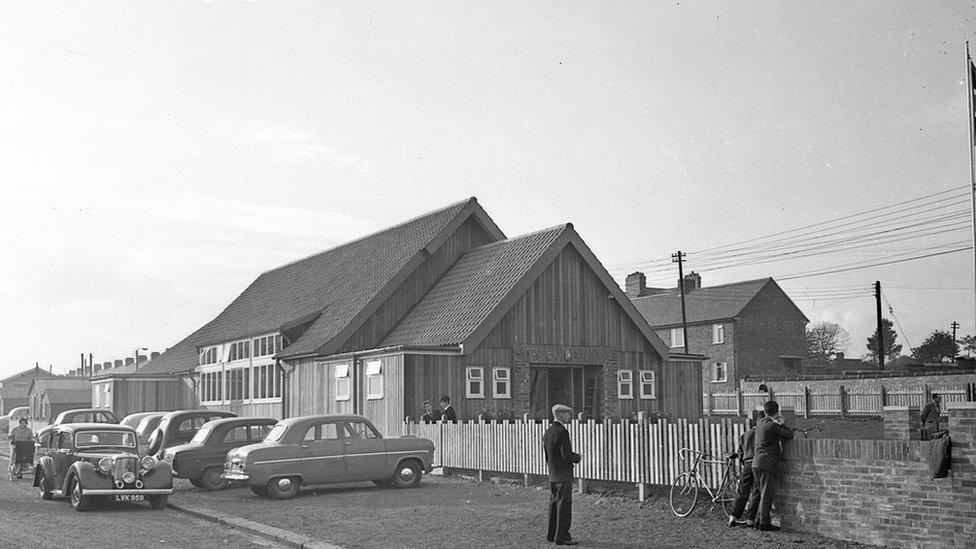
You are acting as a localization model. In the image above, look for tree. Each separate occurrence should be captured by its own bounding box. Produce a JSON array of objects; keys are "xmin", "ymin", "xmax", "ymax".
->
[
  {"xmin": 911, "ymin": 330, "xmax": 958, "ymax": 363},
  {"xmin": 866, "ymin": 318, "xmax": 902, "ymax": 365},
  {"xmin": 959, "ymin": 334, "xmax": 976, "ymax": 357},
  {"xmin": 806, "ymin": 321, "xmax": 850, "ymax": 363}
]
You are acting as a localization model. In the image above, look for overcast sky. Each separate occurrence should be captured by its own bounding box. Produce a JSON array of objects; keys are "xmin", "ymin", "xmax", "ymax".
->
[{"xmin": 3, "ymin": 2, "xmax": 976, "ymax": 379}]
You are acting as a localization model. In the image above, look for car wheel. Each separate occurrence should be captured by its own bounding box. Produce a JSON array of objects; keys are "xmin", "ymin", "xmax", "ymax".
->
[
  {"xmin": 146, "ymin": 429, "xmax": 162, "ymax": 457},
  {"xmin": 392, "ymin": 461, "xmax": 422, "ymax": 489},
  {"xmin": 372, "ymin": 479, "xmax": 393, "ymax": 487},
  {"xmin": 198, "ymin": 467, "xmax": 228, "ymax": 491},
  {"xmin": 266, "ymin": 476, "xmax": 300, "ymax": 500},
  {"xmin": 249, "ymin": 485, "xmax": 269, "ymax": 497},
  {"xmin": 37, "ymin": 472, "xmax": 53, "ymax": 500},
  {"xmin": 69, "ymin": 477, "xmax": 91, "ymax": 511},
  {"xmin": 148, "ymin": 495, "xmax": 169, "ymax": 509},
  {"xmin": 189, "ymin": 478, "xmax": 204, "ymax": 489}
]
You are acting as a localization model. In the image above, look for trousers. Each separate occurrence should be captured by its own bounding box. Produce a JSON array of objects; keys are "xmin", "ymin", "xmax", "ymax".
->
[
  {"xmin": 745, "ymin": 467, "xmax": 777, "ymax": 526},
  {"xmin": 547, "ymin": 481, "xmax": 573, "ymax": 542},
  {"xmin": 731, "ymin": 460, "xmax": 756, "ymax": 520}
]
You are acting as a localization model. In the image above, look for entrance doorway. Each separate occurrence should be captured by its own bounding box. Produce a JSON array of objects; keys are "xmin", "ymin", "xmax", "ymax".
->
[{"xmin": 529, "ymin": 365, "xmax": 602, "ymax": 420}]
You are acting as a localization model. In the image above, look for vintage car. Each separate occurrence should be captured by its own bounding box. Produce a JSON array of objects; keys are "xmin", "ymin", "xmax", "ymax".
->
[
  {"xmin": 52, "ymin": 408, "xmax": 120, "ymax": 426},
  {"xmin": 162, "ymin": 417, "xmax": 277, "ymax": 490},
  {"xmin": 146, "ymin": 410, "xmax": 236, "ymax": 459},
  {"xmin": 120, "ymin": 412, "xmax": 167, "ymax": 449},
  {"xmin": 32, "ymin": 423, "xmax": 174, "ymax": 511},
  {"xmin": 223, "ymin": 414, "xmax": 435, "ymax": 500}
]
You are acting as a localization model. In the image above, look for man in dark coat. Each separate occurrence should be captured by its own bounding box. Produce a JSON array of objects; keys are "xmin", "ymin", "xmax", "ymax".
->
[
  {"xmin": 920, "ymin": 393, "xmax": 942, "ymax": 440},
  {"xmin": 728, "ymin": 411, "xmax": 761, "ymax": 527},
  {"xmin": 439, "ymin": 395, "xmax": 457, "ymax": 423},
  {"xmin": 746, "ymin": 400, "xmax": 794, "ymax": 532},
  {"xmin": 543, "ymin": 403, "xmax": 581, "ymax": 545}
]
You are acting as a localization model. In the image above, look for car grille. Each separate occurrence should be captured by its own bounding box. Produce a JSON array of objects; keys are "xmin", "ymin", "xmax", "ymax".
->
[{"xmin": 113, "ymin": 457, "xmax": 137, "ymax": 481}]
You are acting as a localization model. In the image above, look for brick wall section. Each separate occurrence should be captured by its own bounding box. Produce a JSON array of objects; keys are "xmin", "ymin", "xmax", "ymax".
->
[
  {"xmin": 882, "ymin": 406, "xmax": 922, "ymax": 440},
  {"xmin": 734, "ymin": 284, "xmax": 808, "ymax": 381},
  {"xmin": 778, "ymin": 402, "xmax": 976, "ymax": 548}
]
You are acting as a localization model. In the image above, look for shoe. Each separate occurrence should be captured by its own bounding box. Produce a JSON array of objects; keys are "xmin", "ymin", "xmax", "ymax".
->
[
  {"xmin": 758, "ymin": 524, "xmax": 780, "ymax": 532},
  {"xmin": 728, "ymin": 516, "xmax": 745, "ymax": 527},
  {"xmin": 555, "ymin": 541, "xmax": 578, "ymax": 546}
]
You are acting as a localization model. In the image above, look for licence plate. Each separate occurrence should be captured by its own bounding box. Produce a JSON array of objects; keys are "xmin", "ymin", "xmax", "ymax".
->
[{"xmin": 114, "ymin": 494, "xmax": 145, "ymax": 502}]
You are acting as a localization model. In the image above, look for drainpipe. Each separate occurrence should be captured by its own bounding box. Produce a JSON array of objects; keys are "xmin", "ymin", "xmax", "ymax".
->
[{"xmin": 278, "ymin": 359, "xmax": 295, "ymax": 419}]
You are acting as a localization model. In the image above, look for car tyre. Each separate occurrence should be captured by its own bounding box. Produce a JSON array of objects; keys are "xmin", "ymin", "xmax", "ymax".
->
[
  {"xmin": 198, "ymin": 467, "xmax": 228, "ymax": 491},
  {"xmin": 37, "ymin": 472, "xmax": 53, "ymax": 500},
  {"xmin": 266, "ymin": 476, "xmax": 300, "ymax": 500},
  {"xmin": 392, "ymin": 461, "xmax": 422, "ymax": 489},
  {"xmin": 69, "ymin": 477, "xmax": 91, "ymax": 511},
  {"xmin": 249, "ymin": 485, "xmax": 269, "ymax": 497},
  {"xmin": 189, "ymin": 478, "xmax": 204, "ymax": 489},
  {"xmin": 149, "ymin": 495, "xmax": 169, "ymax": 509}
]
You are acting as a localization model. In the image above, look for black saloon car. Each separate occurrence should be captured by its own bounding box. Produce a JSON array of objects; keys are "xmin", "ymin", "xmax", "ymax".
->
[
  {"xmin": 146, "ymin": 410, "xmax": 236, "ymax": 459},
  {"xmin": 162, "ymin": 417, "xmax": 276, "ymax": 490}
]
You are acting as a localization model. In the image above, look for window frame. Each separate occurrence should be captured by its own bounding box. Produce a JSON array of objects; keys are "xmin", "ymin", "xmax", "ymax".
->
[
  {"xmin": 492, "ymin": 367, "xmax": 511, "ymax": 399},
  {"xmin": 365, "ymin": 360, "xmax": 383, "ymax": 400},
  {"xmin": 617, "ymin": 369, "xmax": 634, "ymax": 399},
  {"xmin": 466, "ymin": 366, "xmax": 485, "ymax": 399},
  {"xmin": 334, "ymin": 363, "xmax": 351, "ymax": 401},
  {"xmin": 639, "ymin": 370, "xmax": 656, "ymax": 400},
  {"xmin": 669, "ymin": 328, "xmax": 684, "ymax": 349},
  {"xmin": 712, "ymin": 323, "xmax": 725, "ymax": 345},
  {"xmin": 711, "ymin": 361, "xmax": 728, "ymax": 383}
]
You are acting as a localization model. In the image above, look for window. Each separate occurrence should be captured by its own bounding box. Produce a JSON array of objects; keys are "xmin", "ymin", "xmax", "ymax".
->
[
  {"xmin": 669, "ymin": 328, "xmax": 684, "ymax": 349},
  {"xmin": 466, "ymin": 367, "xmax": 484, "ymax": 399},
  {"xmin": 617, "ymin": 370, "xmax": 633, "ymax": 399},
  {"xmin": 492, "ymin": 367, "xmax": 511, "ymax": 399},
  {"xmin": 222, "ymin": 426, "xmax": 250, "ymax": 443},
  {"xmin": 250, "ymin": 424, "xmax": 272, "ymax": 441},
  {"xmin": 712, "ymin": 362, "xmax": 727, "ymax": 382},
  {"xmin": 344, "ymin": 420, "xmax": 379, "ymax": 439},
  {"xmin": 201, "ymin": 371, "xmax": 224, "ymax": 403},
  {"xmin": 712, "ymin": 324, "xmax": 725, "ymax": 344},
  {"xmin": 228, "ymin": 340, "xmax": 250, "ymax": 362},
  {"xmin": 304, "ymin": 422, "xmax": 339, "ymax": 441},
  {"xmin": 252, "ymin": 334, "xmax": 279, "ymax": 357},
  {"xmin": 227, "ymin": 368, "xmax": 249, "ymax": 400},
  {"xmin": 250, "ymin": 364, "xmax": 281, "ymax": 400},
  {"xmin": 639, "ymin": 370, "xmax": 656, "ymax": 399},
  {"xmin": 199, "ymin": 346, "xmax": 218, "ymax": 365},
  {"xmin": 335, "ymin": 364, "xmax": 351, "ymax": 401},
  {"xmin": 365, "ymin": 361, "xmax": 383, "ymax": 399}
]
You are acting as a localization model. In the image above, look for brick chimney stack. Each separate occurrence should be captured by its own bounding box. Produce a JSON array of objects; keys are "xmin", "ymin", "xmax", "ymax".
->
[
  {"xmin": 151, "ymin": 351, "xmax": 161, "ymax": 360},
  {"xmin": 681, "ymin": 271, "xmax": 701, "ymax": 293},
  {"xmin": 625, "ymin": 272, "xmax": 648, "ymax": 298}
]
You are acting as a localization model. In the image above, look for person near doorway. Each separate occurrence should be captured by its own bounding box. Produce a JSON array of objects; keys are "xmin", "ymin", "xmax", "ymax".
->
[
  {"xmin": 543, "ymin": 403, "xmax": 581, "ymax": 546},
  {"xmin": 746, "ymin": 400, "xmax": 794, "ymax": 532},
  {"xmin": 420, "ymin": 400, "xmax": 442, "ymax": 424},
  {"xmin": 920, "ymin": 393, "xmax": 943, "ymax": 440},
  {"xmin": 439, "ymin": 395, "xmax": 457, "ymax": 423}
]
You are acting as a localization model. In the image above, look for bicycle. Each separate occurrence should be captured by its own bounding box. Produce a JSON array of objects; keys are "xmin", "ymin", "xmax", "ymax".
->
[{"xmin": 669, "ymin": 448, "xmax": 740, "ymax": 518}]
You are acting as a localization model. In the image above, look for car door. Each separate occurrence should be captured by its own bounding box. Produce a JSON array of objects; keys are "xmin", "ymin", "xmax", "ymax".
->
[
  {"xmin": 51, "ymin": 430, "xmax": 73, "ymax": 486},
  {"xmin": 299, "ymin": 421, "xmax": 345, "ymax": 484},
  {"xmin": 340, "ymin": 419, "xmax": 388, "ymax": 481}
]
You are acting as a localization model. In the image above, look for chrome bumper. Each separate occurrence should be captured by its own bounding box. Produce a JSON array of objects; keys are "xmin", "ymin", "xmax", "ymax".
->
[
  {"xmin": 221, "ymin": 472, "xmax": 250, "ymax": 481},
  {"xmin": 84, "ymin": 488, "xmax": 174, "ymax": 496}
]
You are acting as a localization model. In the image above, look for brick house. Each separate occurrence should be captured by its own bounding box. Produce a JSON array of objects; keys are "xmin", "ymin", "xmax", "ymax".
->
[
  {"xmin": 134, "ymin": 199, "xmax": 705, "ymax": 432},
  {"xmin": 626, "ymin": 271, "xmax": 808, "ymax": 391}
]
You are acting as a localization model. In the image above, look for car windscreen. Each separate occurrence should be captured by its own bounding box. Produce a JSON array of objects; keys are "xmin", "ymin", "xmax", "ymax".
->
[
  {"xmin": 263, "ymin": 425, "xmax": 286, "ymax": 443},
  {"xmin": 75, "ymin": 430, "xmax": 136, "ymax": 449},
  {"xmin": 136, "ymin": 416, "xmax": 162, "ymax": 436},
  {"xmin": 189, "ymin": 425, "xmax": 213, "ymax": 444}
]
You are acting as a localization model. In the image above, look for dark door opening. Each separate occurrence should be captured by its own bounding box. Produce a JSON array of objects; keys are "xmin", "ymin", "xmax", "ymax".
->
[{"xmin": 529, "ymin": 365, "xmax": 602, "ymax": 421}]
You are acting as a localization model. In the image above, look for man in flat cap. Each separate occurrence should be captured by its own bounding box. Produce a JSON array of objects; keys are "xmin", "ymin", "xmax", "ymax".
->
[{"xmin": 543, "ymin": 403, "xmax": 581, "ymax": 545}]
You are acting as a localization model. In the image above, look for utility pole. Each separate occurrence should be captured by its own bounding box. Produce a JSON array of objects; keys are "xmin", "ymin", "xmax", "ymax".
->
[
  {"xmin": 672, "ymin": 251, "xmax": 689, "ymax": 354},
  {"xmin": 952, "ymin": 321, "xmax": 960, "ymax": 345},
  {"xmin": 875, "ymin": 281, "xmax": 884, "ymax": 370}
]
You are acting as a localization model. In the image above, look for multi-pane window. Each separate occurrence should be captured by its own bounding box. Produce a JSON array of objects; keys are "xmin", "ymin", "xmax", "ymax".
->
[
  {"xmin": 712, "ymin": 324, "xmax": 725, "ymax": 345},
  {"xmin": 492, "ymin": 367, "xmax": 510, "ymax": 399},
  {"xmin": 252, "ymin": 334, "xmax": 282, "ymax": 357},
  {"xmin": 617, "ymin": 370, "xmax": 633, "ymax": 399},
  {"xmin": 227, "ymin": 368, "xmax": 250, "ymax": 400},
  {"xmin": 335, "ymin": 364, "xmax": 351, "ymax": 401},
  {"xmin": 201, "ymin": 371, "xmax": 224, "ymax": 402},
  {"xmin": 366, "ymin": 361, "xmax": 383, "ymax": 399},
  {"xmin": 228, "ymin": 340, "xmax": 250, "ymax": 362},
  {"xmin": 250, "ymin": 364, "xmax": 282, "ymax": 400},
  {"xmin": 199, "ymin": 347, "xmax": 218, "ymax": 365},
  {"xmin": 712, "ymin": 362, "xmax": 727, "ymax": 382},
  {"xmin": 639, "ymin": 370, "xmax": 656, "ymax": 399},
  {"xmin": 466, "ymin": 367, "xmax": 484, "ymax": 398},
  {"xmin": 669, "ymin": 328, "xmax": 684, "ymax": 349}
]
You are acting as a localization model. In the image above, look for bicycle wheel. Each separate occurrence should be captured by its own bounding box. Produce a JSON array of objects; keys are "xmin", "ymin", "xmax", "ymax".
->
[
  {"xmin": 719, "ymin": 469, "xmax": 740, "ymax": 518},
  {"xmin": 669, "ymin": 471, "xmax": 701, "ymax": 517}
]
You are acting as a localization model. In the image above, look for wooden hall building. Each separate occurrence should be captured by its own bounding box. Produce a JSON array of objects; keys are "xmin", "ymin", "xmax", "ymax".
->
[{"xmin": 135, "ymin": 199, "xmax": 703, "ymax": 434}]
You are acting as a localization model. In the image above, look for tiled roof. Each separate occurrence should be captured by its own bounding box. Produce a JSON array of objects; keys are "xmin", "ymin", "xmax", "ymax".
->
[
  {"xmin": 0, "ymin": 367, "xmax": 58, "ymax": 385},
  {"xmin": 140, "ymin": 198, "xmax": 502, "ymax": 375},
  {"xmin": 630, "ymin": 278, "xmax": 772, "ymax": 327},
  {"xmin": 28, "ymin": 377, "xmax": 91, "ymax": 396},
  {"xmin": 43, "ymin": 388, "xmax": 92, "ymax": 405},
  {"xmin": 382, "ymin": 225, "xmax": 569, "ymax": 346}
]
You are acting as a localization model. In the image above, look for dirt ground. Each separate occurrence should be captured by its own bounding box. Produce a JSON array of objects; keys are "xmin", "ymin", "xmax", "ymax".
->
[{"xmin": 171, "ymin": 474, "xmax": 877, "ymax": 549}]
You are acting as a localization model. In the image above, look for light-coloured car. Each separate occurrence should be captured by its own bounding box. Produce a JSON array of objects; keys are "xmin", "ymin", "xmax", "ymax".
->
[{"xmin": 0, "ymin": 406, "xmax": 31, "ymax": 433}]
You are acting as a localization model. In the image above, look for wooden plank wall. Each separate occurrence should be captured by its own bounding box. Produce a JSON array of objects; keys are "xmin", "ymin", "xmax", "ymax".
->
[
  {"xmin": 114, "ymin": 378, "xmax": 196, "ymax": 417},
  {"xmin": 404, "ymin": 417, "xmax": 745, "ymax": 488},
  {"xmin": 361, "ymin": 354, "xmax": 404, "ymax": 437}
]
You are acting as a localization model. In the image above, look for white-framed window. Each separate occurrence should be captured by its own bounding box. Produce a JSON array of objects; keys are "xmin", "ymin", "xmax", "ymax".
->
[
  {"xmin": 617, "ymin": 370, "xmax": 633, "ymax": 399},
  {"xmin": 466, "ymin": 367, "xmax": 484, "ymax": 398},
  {"xmin": 199, "ymin": 346, "xmax": 218, "ymax": 365},
  {"xmin": 639, "ymin": 370, "xmax": 656, "ymax": 399},
  {"xmin": 228, "ymin": 340, "xmax": 250, "ymax": 362},
  {"xmin": 252, "ymin": 334, "xmax": 282, "ymax": 358},
  {"xmin": 365, "ymin": 361, "xmax": 383, "ymax": 399},
  {"xmin": 669, "ymin": 328, "xmax": 684, "ymax": 349},
  {"xmin": 200, "ymin": 370, "xmax": 224, "ymax": 403},
  {"xmin": 712, "ymin": 324, "xmax": 725, "ymax": 344},
  {"xmin": 250, "ymin": 363, "xmax": 282, "ymax": 400},
  {"xmin": 712, "ymin": 362, "xmax": 727, "ymax": 382},
  {"xmin": 334, "ymin": 364, "xmax": 351, "ymax": 401},
  {"xmin": 492, "ymin": 367, "xmax": 511, "ymax": 399},
  {"xmin": 227, "ymin": 367, "xmax": 250, "ymax": 400}
]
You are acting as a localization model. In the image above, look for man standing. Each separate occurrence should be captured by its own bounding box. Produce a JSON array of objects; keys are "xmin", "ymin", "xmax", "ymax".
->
[
  {"xmin": 728, "ymin": 411, "xmax": 760, "ymax": 527},
  {"xmin": 543, "ymin": 404, "xmax": 581, "ymax": 546},
  {"xmin": 920, "ymin": 393, "xmax": 943, "ymax": 440},
  {"xmin": 746, "ymin": 400, "xmax": 794, "ymax": 532},
  {"xmin": 439, "ymin": 395, "xmax": 457, "ymax": 423}
]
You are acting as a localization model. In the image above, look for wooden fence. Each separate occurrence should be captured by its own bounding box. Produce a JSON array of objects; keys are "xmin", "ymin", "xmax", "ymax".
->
[
  {"xmin": 403, "ymin": 417, "xmax": 745, "ymax": 491},
  {"xmin": 704, "ymin": 382, "xmax": 975, "ymax": 417}
]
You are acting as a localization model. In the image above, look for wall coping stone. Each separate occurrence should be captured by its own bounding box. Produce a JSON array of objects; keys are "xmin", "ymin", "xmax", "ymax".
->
[
  {"xmin": 882, "ymin": 405, "xmax": 919, "ymax": 411},
  {"xmin": 946, "ymin": 401, "xmax": 976, "ymax": 410}
]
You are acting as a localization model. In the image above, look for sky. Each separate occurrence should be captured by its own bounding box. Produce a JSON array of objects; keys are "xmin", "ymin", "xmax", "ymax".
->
[{"xmin": 3, "ymin": 1, "xmax": 976, "ymax": 379}]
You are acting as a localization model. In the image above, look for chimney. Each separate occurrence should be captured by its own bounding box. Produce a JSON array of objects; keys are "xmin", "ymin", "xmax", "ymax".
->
[
  {"xmin": 93, "ymin": 364, "xmax": 103, "ymax": 373},
  {"xmin": 103, "ymin": 361, "xmax": 112, "ymax": 370},
  {"xmin": 625, "ymin": 272, "xmax": 648, "ymax": 298},
  {"xmin": 151, "ymin": 351, "xmax": 161, "ymax": 360},
  {"xmin": 114, "ymin": 360, "xmax": 123, "ymax": 368},
  {"xmin": 125, "ymin": 357, "xmax": 135, "ymax": 366},
  {"xmin": 835, "ymin": 352, "xmax": 845, "ymax": 361},
  {"xmin": 681, "ymin": 271, "xmax": 702, "ymax": 293}
]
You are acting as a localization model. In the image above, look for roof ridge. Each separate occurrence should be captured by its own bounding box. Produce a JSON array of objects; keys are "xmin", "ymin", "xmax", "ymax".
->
[
  {"xmin": 467, "ymin": 223, "xmax": 570, "ymax": 251},
  {"xmin": 631, "ymin": 277, "xmax": 772, "ymax": 300}
]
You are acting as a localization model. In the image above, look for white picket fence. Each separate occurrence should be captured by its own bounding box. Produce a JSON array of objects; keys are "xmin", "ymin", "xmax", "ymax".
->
[{"xmin": 403, "ymin": 417, "xmax": 745, "ymax": 490}]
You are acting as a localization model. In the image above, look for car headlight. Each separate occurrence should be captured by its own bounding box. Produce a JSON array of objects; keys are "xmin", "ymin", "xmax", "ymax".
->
[
  {"xmin": 140, "ymin": 455, "xmax": 156, "ymax": 470},
  {"xmin": 98, "ymin": 457, "xmax": 113, "ymax": 473}
]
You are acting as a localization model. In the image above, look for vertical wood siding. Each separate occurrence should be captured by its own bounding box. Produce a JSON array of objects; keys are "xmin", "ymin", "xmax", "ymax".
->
[{"xmin": 112, "ymin": 378, "xmax": 196, "ymax": 417}]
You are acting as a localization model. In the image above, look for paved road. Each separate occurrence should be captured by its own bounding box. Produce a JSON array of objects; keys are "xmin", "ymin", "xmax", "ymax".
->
[{"xmin": 0, "ymin": 454, "xmax": 285, "ymax": 549}]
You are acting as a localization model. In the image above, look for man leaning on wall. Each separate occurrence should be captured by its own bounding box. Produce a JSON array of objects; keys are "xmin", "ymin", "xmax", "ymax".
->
[{"xmin": 746, "ymin": 400, "xmax": 794, "ymax": 532}]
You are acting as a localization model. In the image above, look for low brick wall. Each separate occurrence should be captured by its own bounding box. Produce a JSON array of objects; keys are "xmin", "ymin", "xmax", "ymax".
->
[{"xmin": 777, "ymin": 402, "xmax": 976, "ymax": 548}]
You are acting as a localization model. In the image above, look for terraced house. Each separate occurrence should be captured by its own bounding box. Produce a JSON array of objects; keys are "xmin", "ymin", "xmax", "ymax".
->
[{"xmin": 124, "ymin": 199, "xmax": 703, "ymax": 434}]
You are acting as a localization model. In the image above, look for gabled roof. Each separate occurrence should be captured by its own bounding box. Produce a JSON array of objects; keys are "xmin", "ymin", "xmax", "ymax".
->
[
  {"xmin": 382, "ymin": 224, "xmax": 670, "ymax": 358},
  {"xmin": 27, "ymin": 377, "xmax": 91, "ymax": 397},
  {"xmin": 140, "ymin": 198, "xmax": 505, "ymax": 375},
  {"xmin": 630, "ymin": 278, "xmax": 806, "ymax": 327},
  {"xmin": 42, "ymin": 388, "xmax": 92, "ymax": 405},
  {"xmin": 0, "ymin": 367, "xmax": 58, "ymax": 397}
]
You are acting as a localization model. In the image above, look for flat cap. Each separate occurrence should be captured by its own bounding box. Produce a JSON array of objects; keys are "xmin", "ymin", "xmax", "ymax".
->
[{"xmin": 551, "ymin": 404, "xmax": 573, "ymax": 416}]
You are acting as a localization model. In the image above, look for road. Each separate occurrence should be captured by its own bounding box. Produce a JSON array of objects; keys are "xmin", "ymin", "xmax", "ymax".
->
[{"xmin": 0, "ymin": 455, "xmax": 285, "ymax": 549}]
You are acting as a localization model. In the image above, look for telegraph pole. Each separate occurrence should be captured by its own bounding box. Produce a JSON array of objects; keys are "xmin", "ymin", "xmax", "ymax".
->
[
  {"xmin": 875, "ymin": 281, "xmax": 884, "ymax": 370},
  {"xmin": 952, "ymin": 321, "xmax": 960, "ymax": 345},
  {"xmin": 672, "ymin": 251, "xmax": 689, "ymax": 354}
]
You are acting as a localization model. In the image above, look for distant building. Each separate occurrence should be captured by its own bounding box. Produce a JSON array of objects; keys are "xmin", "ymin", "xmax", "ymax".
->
[
  {"xmin": 0, "ymin": 367, "xmax": 58, "ymax": 414},
  {"xmin": 26, "ymin": 377, "xmax": 92, "ymax": 422},
  {"xmin": 627, "ymin": 272, "xmax": 808, "ymax": 391}
]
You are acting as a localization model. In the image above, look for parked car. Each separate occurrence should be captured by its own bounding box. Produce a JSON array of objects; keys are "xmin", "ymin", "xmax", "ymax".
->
[
  {"xmin": 32, "ymin": 423, "xmax": 173, "ymax": 511},
  {"xmin": 223, "ymin": 414, "xmax": 434, "ymax": 500},
  {"xmin": 146, "ymin": 410, "xmax": 236, "ymax": 459},
  {"xmin": 52, "ymin": 409, "xmax": 120, "ymax": 426},
  {"xmin": 0, "ymin": 406, "xmax": 30, "ymax": 433},
  {"xmin": 120, "ymin": 412, "xmax": 167, "ymax": 449},
  {"xmin": 162, "ymin": 417, "xmax": 277, "ymax": 491}
]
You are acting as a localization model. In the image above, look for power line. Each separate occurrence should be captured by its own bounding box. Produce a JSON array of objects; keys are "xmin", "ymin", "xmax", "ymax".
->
[
  {"xmin": 881, "ymin": 290, "xmax": 913, "ymax": 351},
  {"xmin": 777, "ymin": 245, "xmax": 972, "ymax": 281}
]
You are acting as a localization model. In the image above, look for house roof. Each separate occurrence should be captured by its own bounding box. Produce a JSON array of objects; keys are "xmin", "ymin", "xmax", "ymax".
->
[
  {"xmin": 42, "ymin": 388, "xmax": 92, "ymax": 405},
  {"xmin": 139, "ymin": 198, "xmax": 506, "ymax": 375},
  {"xmin": 382, "ymin": 224, "xmax": 670, "ymax": 358},
  {"xmin": 27, "ymin": 377, "xmax": 91, "ymax": 397},
  {"xmin": 0, "ymin": 367, "xmax": 59, "ymax": 398},
  {"xmin": 631, "ymin": 278, "xmax": 779, "ymax": 327}
]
